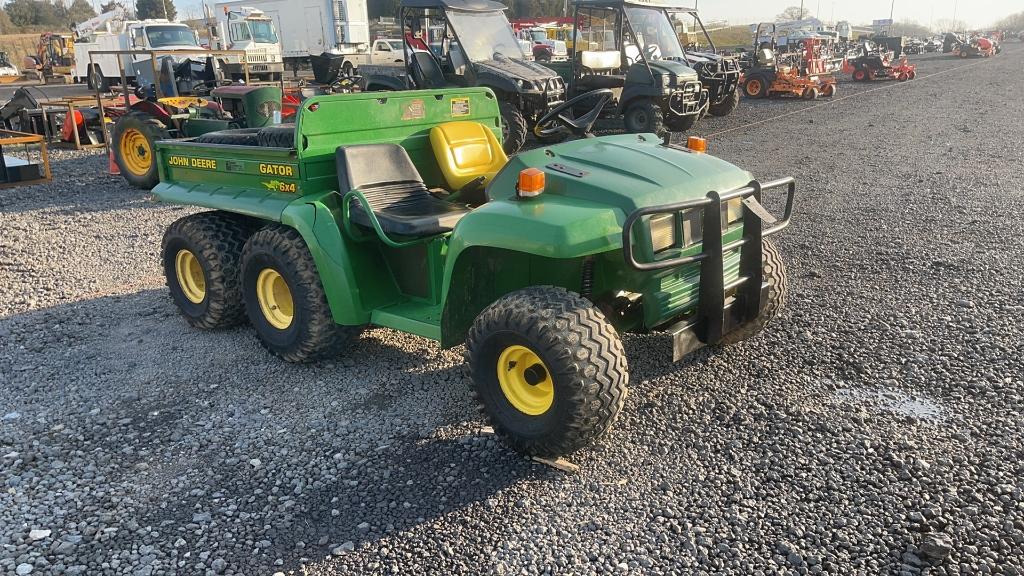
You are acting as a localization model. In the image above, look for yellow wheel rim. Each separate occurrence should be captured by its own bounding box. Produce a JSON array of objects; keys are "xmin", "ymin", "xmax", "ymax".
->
[
  {"xmin": 174, "ymin": 249, "xmax": 206, "ymax": 304},
  {"xmin": 256, "ymin": 268, "xmax": 294, "ymax": 330},
  {"xmin": 120, "ymin": 128, "xmax": 152, "ymax": 176},
  {"xmin": 496, "ymin": 345, "xmax": 554, "ymax": 416}
]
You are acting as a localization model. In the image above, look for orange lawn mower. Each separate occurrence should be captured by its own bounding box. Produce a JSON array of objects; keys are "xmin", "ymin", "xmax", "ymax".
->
[
  {"xmin": 845, "ymin": 41, "xmax": 917, "ymax": 82},
  {"xmin": 742, "ymin": 24, "xmax": 837, "ymax": 101}
]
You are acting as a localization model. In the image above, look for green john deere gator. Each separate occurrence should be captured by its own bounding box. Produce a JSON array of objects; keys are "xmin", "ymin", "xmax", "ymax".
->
[{"xmin": 152, "ymin": 87, "xmax": 795, "ymax": 456}]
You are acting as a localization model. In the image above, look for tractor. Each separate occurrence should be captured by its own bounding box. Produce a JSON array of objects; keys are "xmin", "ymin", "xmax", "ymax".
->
[
  {"xmin": 148, "ymin": 87, "xmax": 796, "ymax": 457},
  {"xmin": 848, "ymin": 40, "xmax": 916, "ymax": 82},
  {"xmin": 110, "ymin": 55, "xmax": 283, "ymax": 189},
  {"xmin": 742, "ymin": 23, "xmax": 837, "ymax": 100}
]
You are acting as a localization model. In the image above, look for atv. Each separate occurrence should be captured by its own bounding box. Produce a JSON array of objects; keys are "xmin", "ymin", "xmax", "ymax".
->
[
  {"xmin": 673, "ymin": 7, "xmax": 742, "ymax": 117},
  {"xmin": 148, "ymin": 87, "xmax": 796, "ymax": 457},
  {"xmin": 360, "ymin": 0, "xmax": 566, "ymax": 155}
]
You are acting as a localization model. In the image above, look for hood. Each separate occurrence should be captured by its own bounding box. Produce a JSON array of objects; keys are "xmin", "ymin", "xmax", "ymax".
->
[
  {"xmin": 477, "ymin": 55, "xmax": 558, "ymax": 81},
  {"xmin": 489, "ymin": 133, "xmax": 753, "ymax": 216},
  {"xmin": 646, "ymin": 59, "xmax": 699, "ymax": 82}
]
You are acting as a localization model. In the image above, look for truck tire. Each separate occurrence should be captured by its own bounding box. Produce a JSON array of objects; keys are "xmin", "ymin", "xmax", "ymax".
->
[
  {"xmin": 112, "ymin": 111, "xmax": 171, "ymax": 189},
  {"xmin": 709, "ymin": 88, "xmax": 740, "ymax": 117},
  {"xmin": 87, "ymin": 65, "xmax": 108, "ymax": 92},
  {"xmin": 465, "ymin": 286, "xmax": 628, "ymax": 457},
  {"xmin": 499, "ymin": 101, "xmax": 528, "ymax": 155},
  {"xmin": 162, "ymin": 212, "xmax": 253, "ymax": 330},
  {"xmin": 623, "ymin": 99, "xmax": 665, "ymax": 135},
  {"xmin": 192, "ymin": 129, "xmax": 262, "ymax": 146},
  {"xmin": 241, "ymin": 225, "xmax": 361, "ymax": 362},
  {"xmin": 257, "ymin": 125, "xmax": 296, "ymax": 148},
  {"xmin": 720, "ymin": 240, "xmax": 787, "ymax": 346}
]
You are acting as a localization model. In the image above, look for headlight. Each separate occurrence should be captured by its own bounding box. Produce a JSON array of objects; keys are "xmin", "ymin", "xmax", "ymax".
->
[
  {"xmin": 661, "ymin": 75, "xmax": 673, "ymax": 87},
  {"xmin": 724, "ymin": 198, "xmax": 743, "ymax": 226},
  {"xmin": 682, "ymin": 209, "xmax": 702, "ymax": 247},
  {"xmin": 648, "ymin": 213, "xmax": 677, "ymax": 252}
]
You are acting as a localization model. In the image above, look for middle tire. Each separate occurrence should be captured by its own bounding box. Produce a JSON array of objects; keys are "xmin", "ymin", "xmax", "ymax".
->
[
  {"xmin": 241, "ymin": 225, "xmax": 361, "ymax": 362},
  {"xmin": 466, "ymin": 286, "xmax": 628, "ymax": 457},
  {"xmin": 623, "ymin": 99, "xmax": 665, "ymax": 135}
]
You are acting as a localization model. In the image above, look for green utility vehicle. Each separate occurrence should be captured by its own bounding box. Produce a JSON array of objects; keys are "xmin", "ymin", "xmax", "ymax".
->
[
  {"xmin": 543, "ymin": 0, "xmax": 708, "ymax": 135},
  {"xmin": 152, "ymin": 87, "xmax": 795, "ymax": 456}
]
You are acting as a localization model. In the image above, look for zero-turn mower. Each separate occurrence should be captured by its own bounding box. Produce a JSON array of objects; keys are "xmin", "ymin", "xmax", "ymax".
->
[
  {"xmin": 742, "ymin": 24, "xmax": 836, "ymax": 100},
  {"xmin": 848, "ymin": 41, "xmax": 916, "ymax": 82}
]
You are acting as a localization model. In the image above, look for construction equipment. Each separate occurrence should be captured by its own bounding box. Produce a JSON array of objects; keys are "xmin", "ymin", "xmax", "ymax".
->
[
  {"xmin": 361, "ymin": 0, "xmax": 566, "ymax": 155},
  {"xmin": 149, "ymin": 87, "xmax": 796, "ymax": 457},
  {"xmin": 544, "ymin": 0, "xmax": 708, "ymax": 135},
  {"xmin": 742, "ymin": 23, "xmax": 836, "ymax": 100},
  {"xmin": 22, "ymin": 34, "xmax": 74, "ymax": 82}
]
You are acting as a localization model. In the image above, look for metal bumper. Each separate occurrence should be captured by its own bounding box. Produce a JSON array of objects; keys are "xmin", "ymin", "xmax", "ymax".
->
[
  {"xmin": 668, "ymin": 82, "xmax": 709, "ymax": 117},
  {"xmin": 621, "ymin": 177, "xmax": 796, "ymax": 360}
]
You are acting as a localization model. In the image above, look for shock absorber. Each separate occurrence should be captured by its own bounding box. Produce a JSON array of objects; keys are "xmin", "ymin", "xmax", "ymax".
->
[{"xmin": 580, "ymin": 257, "xmax": 595, "ymax": 300}]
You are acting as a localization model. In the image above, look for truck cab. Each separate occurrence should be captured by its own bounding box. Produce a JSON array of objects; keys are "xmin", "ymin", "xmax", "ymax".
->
[
  {"xmin": 74, "ymin": 16, "xmax": 203, "ymax": 90},
  {"xmin": 209, "ymin": 7, "xmax": 285, "ymax": 81},
  {"xmin": 369, "ymin": 39, "xmax": 405, "ymax": 64}
]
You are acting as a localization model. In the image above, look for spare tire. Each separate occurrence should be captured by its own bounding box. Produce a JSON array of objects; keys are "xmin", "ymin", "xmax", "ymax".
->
[
  {"xmin": 257, "ymin": 124, "xmax": 296, "ymax": 148},
  {"xmin": 192, "ymin": 128, "xmax": 261, "ymax": 146}
]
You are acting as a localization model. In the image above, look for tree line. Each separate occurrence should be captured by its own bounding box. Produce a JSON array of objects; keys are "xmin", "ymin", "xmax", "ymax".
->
[{"xmin": 0, "ymin": 0, "xmax": 177, "ymax": 34}]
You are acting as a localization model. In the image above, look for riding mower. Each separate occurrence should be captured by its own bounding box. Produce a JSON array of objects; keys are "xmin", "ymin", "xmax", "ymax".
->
[
  {"xmin": 742, "ymin": 24, "xmax": 836, "ymax": 100},
  {"xmin": 954, "ymin": 36, "xmax": 998, "ymax": 58},
  {"xmin": 148, "ymin": 87, "xmax": 796, "ymax": 457},
  {"xmin": 111, "ymin": 56, "xmax": 283, "ymax": 189},
  {"xmin": 847, "ymin": 41, "xmax": 916, "ymax": 82}
]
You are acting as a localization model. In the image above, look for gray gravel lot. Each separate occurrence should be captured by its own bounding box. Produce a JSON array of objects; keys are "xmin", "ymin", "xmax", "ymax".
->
[{"xmin": 2, "ymin": 46, "xmax": 1023, "ymax": 575}]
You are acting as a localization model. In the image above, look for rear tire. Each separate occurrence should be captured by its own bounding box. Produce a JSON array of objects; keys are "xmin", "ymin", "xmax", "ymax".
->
[
  {"xmin": 720, "ymin": 240, "xmax": 787, "ymax": 345},
  {"xmin": 743, "ymin": 75, "xmax": 769, "ymax": 98},
  {"xmin": 623, "ymin": 99, "xmax": 664, "ymax": 135},
  {"xmin": 466, "ymin": 286, "xmax": 628, "ymax": 457},
  {"xmin": 852, "ymin": 69, "xmax": 867, "ymax": 81},
  {"xmin": 112, "ymin": 111, "xmax": 171, "ymax": 189},
  {"xmin": 708, "ymin": 88, "xmax": 740, "ymax": 117},
  {"xmin": 241, "ymin": 225, "xmax": 361, "ymax": 362},
  {"xmin": 162, "ymin": 212, "xmax": 253, "ymax": 330},
  {"xmin": 499, "ymin": 101, "xmax": 528, "ymax": 155}
]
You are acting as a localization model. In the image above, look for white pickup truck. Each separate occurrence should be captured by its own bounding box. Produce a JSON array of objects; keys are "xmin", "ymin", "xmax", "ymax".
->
[{"xmin": 368, "ymin": 39, "xmax": 406, "ymax": 64}]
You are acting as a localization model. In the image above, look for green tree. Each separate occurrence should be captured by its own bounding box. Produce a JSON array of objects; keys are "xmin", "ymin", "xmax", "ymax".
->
[
  {"xmin": 0, "ymin": 9, "xmax": 15, "ymax": 33},
  {"xmin": 67, "ymin": 0, "xmax": 96, "ymax": 23},
  {"xmin": 136, "ymin": 0, "xmax": 176, "ymax": 20},
  {"xmin": 777, "ymin": 6, "xmax": 811, "ymax": 21},
  {"xmin": 5, "ymin": 0, "xmax": 40, "ymax": 27}
]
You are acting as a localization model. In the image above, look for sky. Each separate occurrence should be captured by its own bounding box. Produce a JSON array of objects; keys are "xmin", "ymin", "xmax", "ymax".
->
[
  {"xmin": 674, "ymin": 0, "xmax": 1012, "ymax": 29},
  {"xmin": 172, "ymin": 0, "xmax": 1017, "ymax": 30}
]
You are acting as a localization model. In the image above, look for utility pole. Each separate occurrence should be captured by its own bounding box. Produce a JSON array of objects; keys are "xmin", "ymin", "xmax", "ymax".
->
[
  {"xmin": 799, "ymin": 0, "xmax": 804, "ymax": 19},
  {"xmin": 889, "ymin": 0, "xmax": 895, "ymax": 22}
]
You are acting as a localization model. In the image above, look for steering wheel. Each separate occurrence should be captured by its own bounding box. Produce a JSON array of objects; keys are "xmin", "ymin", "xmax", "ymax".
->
[
  {"xmin": 534, "ymin": 88, "xmax": 614, "ymax": 138},
  {"xmin": 645, "ymin": 44, "xmax": 662, "ymax": 60}
]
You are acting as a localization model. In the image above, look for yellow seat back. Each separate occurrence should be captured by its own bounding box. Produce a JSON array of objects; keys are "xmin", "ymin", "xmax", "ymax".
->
[{"xmin": 429, "ymin": 121, "xmax": 508, "ymax": 191}]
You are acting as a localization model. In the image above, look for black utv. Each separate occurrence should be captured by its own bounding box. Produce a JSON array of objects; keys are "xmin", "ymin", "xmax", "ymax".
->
[
  {"xmin": 545, "ymin": 0, "xmax": 708, "ymax": 135},
  {"xmin": 674, "ymin": 8, "xmax": 741, "ymax": 117},
  {"xmin": 360, "ymin": 0, "xmax": 566, "ymax": 154}
]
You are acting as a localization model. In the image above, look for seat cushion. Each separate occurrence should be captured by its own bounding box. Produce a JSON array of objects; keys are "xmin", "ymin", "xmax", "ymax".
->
[
  {"xmin": 429, "ymin": 121, "xmax": 507, "ymax": 191},
  {"xmin": 578, "ymin": 74, "xmax": 625, "ymax": 90},
  {"xmin": 336, "ymin": 143, "xmax": 470, "ymax": 237}
]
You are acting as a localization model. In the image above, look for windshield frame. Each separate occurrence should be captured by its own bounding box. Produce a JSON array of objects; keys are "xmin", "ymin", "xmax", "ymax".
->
[
  {"xmin": 622, "ymin": 5, "xmax": 686, "ymax": 62},
  {"xmin": 446, "ymin": 9, "xmax": 525, "ymax": 62},
  {"xmin": 248, "ymin": 19, "xmax": 278, "ymax": 44},
  {"xmin": 145, "ymin": 25, "xmax": 199, "ymax": 49}
]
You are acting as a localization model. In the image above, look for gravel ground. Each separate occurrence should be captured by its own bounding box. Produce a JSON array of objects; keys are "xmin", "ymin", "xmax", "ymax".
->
[{"xmin": 2, "ymin": 46, "xmax": 1023, "ymax": 575}]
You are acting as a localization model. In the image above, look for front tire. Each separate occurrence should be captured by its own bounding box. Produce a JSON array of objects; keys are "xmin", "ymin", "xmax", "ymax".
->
[
  {"xmin": 112, "ymin": 111, "xmax": 171, "ymax": 189},
  {"xmin": 720, "ymin": 240, "xmax": 788, "ymax": 345},
  {"xmin": 241, "ymin": 225, "xmax": 361, "ymax": 362},
  {"xmin": 466, "ymin": 286, "xmax": 628, "ymax": 457},
  {"xmin": 665, "ymin": 112, "xmax": 698, "ymax": 132},
  {"xmin": 161, "ymin": 212, "xmax": 252, "ymax": 329},
  {"xmin": 499, "ymin": 101, "xmax": 528, "ymax": 155},
  {"xmin": 623, "ymin": 99, "xmax": 664, "ymax": 135},
  {"xmin": 708, "ymin": 88, "xmax": 740, "ymax": 117}
]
